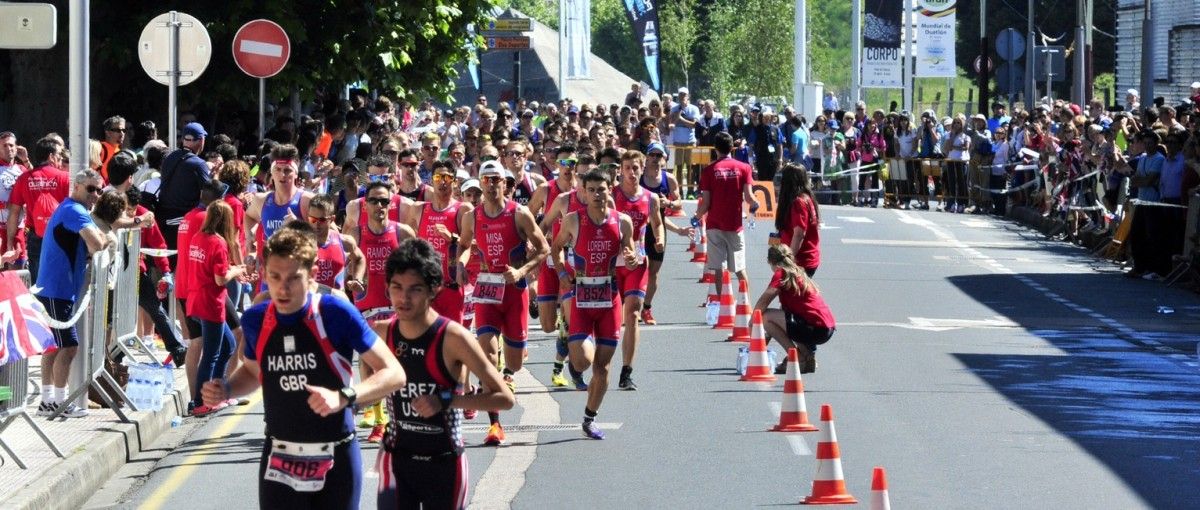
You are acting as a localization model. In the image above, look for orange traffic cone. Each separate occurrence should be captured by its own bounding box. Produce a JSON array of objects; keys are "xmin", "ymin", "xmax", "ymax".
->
[
  {"xmin": 713, "ymin": 271, "xmax": 735, "ymax": 330},
  {"xmin": 739, "ymin": 312, "xmax": 776, "ymax": 382},
  {"xmin": 689, "ymin": 217, "xmax": 708, "ymax": 263},
  {"xmin": 771, "ymin": 348, "xmax": 818, "ymax": 432},
  {"xmin": 699, "ymin": 269, "xmax": 718, "ymax": 307},
  {"xmin": 870, "ymin": 467, "xmax": 890, "ymax": 510},
  {"xmin": 698, "ymin": 266, "xmax": 715, "ymax": 284},
  {"xmin": 802, "ymin": 404, "xmax": 858, "ymax": 505},
  {"xmin": 727, "ymin": 278, "xmax": 752, "ymax": 342}
]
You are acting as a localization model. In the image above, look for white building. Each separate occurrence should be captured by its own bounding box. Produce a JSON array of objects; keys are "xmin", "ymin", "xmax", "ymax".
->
[{"xmin": 1116, "ymin": 0, "xmax": 1200, "ymax": 104}]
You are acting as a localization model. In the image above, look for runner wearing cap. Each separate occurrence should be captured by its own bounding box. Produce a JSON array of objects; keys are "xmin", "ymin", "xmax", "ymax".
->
[
  {"xmin": 458, "ymin": 178, "xmax": 483, "ymax": 329},
  {"xmin": 457, "ymin": 160, "xmax": 549, "ymax": 446},
  {"xmin": 638, "ymin": 141, "xmax": 685, "ymax": 325},
  {"xmin": 551, "ymin": 166, "xmax": 636, "ymax": 439},
  {"xmin": 526, "ymin": 145, "xmax": 580, "ymax": 387}
]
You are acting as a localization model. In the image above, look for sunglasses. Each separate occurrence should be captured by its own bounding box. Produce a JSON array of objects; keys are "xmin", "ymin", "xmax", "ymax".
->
[
  {"xmin": 421, "ymin": 146, "xmax": 438, "ymax": 152},
  {"xmin": 480, "ymin": 175, "xmax": 504, "ymax": 184},
  {"xmin": 505, "ymin": 151, "xmax": 525, "ymax": 158},
  {"xmin": 308, "ymin": 216, "xmax": 334, "ymax": 225},
  {"xmin": 432, "ymin": 174, "xmax": 455, "ymax": 183},
  {"xmin": 367, "ymin": 174, "xmax": 392, "ymax": 183},
  {"xmin": 557, "ymin": 158, "xmax": 578, "ymax": 167},
  {"xmin": 86, "ymin": 185, "xmax": 104, "ymax": 195},
  {"xmin": 107, "ymin": 128, "xmax": 126, "ymax": 133},
  {"xmin": 399, "ymin": 161, "xmax": 419, "ymax": 168},
  {"xmin": 366, "ymin": 197, "xmax": 391, "ymax": 207}
]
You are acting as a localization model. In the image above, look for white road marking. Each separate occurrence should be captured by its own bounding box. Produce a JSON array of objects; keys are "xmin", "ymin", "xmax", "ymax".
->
[
  {"xmin": 841, "ymin": 238, "xmax": 1026, "ymax": 249},
  {"xmin": 469, "ymin": 368, "xmax": 559, "ymax": 509},
  {"xmin": 960, "ymin": 219, "xmax": 994, "ymax": 228},
  {"xmin": 819, "ymin": 224, "xmax": 841, "ymax": 230},
  {"xmin": 238, "ymin": 40, "xmax": 283, "ymax": 57},
  {"xmin": 837, "ymin": 216, "xmax": 874, "ymax": 223}
]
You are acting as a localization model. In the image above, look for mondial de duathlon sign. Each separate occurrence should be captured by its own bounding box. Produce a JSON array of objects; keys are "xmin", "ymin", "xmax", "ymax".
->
[{"xmin": 914, "ymin": 0, "xmax": 957, "ymax": 78}]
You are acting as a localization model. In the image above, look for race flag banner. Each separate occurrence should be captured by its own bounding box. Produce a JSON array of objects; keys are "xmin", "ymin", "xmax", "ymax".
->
[
  {"xmin": 863, "ymin": 0, "xmax": 903, "ymax": 88},
  {"xmin": 622, "ymin": 0, "xmax": 661, "ymax": 92},
  {"xmin": 563, "ymin": 0, "xmax": 592, "ymax": 78},
  {"xmin": 0, "ymin": 272, "xmax": 56, "ymax": 367},
  {"xmin": 914, "ymin": 0, "xmax": 957, "ymax": 78}
]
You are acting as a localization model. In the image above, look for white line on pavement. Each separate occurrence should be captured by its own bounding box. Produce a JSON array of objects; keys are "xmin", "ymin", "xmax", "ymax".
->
[
  {"xmin": 468, "ymin": 368, "xmax": 559, "ymax": 509},
  {"xmin": 837, "ymin": 216, "xmax": 875, "ymax": 223}
]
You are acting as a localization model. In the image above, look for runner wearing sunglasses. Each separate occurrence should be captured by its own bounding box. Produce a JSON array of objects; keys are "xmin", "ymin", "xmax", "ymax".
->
[
  {"xmin": 526, "ymin": 145, "xmax": 580, "ymax": 387},
  {"xmin": 406, "ymin": 161, "xmax": 472, "ymax": 323},
  {"xmin": 306, "ymin": 194, "xmax": 365, "ymax": 295}
]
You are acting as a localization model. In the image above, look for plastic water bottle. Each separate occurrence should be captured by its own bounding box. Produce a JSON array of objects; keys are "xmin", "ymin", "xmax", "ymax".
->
[
  {"xmin": 170, "ymin": 416, "xmax": 183, "ymax": 427},
  {"xmin": 690, "ymin": 216, "xmax": 702, "ymax": 229},
  {"xmin": 767, "ymin": 349, "xmax": 778, "ymax": 369},
  {"xmin": 705, "ymin": 300, "xmax": 720, "ymax": 326},
  {"xmin": 736, "ymin": 346, "xmax": 749, "ymax": 375}
]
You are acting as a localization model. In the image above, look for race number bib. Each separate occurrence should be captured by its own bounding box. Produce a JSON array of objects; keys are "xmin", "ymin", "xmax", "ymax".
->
[
  {"xmin": 575, "ymin": 276, "xmax": 613, "ymax": 309},
  {"xmin": 264, "ymin": 438, "xmax": 337, "ymax": 492},
  {"xmin": 474, "ymin": 273, "xmax": 506, "ymax": 305}
]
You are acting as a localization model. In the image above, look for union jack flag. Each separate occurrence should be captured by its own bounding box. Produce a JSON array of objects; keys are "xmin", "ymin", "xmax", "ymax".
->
[{"xmin": 0, "ymin": 272, "xmax": 56, "ymax": 366}]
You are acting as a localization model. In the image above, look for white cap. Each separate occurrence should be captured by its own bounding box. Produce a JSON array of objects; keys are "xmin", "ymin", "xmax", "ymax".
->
[
  {"xmin": 1191, "ymin": 82, "xmax": 1200, "ymax": 89},
  {"xmin": 677, "ymin": 86, "xmax": 689, "ymax": 95},
  {"xmin": 460, "ymin": 179, "xmax": 481, "ymax": 193},
  {"xmin": 478, "ymin": 160, "xmax": 504, "ymax": 177},
  {"xmin": 1127, "ymin": 88, "xmax": 1139, "ymax": 96},
  {"xmin": 455, "ymin": 169, "xmax": 471, "ymax": 181}
]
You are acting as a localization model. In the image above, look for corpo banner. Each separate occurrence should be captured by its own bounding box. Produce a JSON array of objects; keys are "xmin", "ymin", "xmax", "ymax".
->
[
  {"xmin": 862, "ymin": 0, "xmax": 903, "ymax": 88},
  {"xmin": 914, "ymin": 0, "xmax": 957, "ymax": 78}
]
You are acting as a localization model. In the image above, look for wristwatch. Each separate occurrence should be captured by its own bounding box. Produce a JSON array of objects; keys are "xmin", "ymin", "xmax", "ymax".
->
[
  {"xmin": 438, "ymin": 389, "xmax": 454, "ymax": 410},
  {"xmin": 133, "ymin": 216, "xmax": 143, "ymax": 226},
  {"xmin": 338, "ymin": 386, "xmax": 358, "ymax": 406}
]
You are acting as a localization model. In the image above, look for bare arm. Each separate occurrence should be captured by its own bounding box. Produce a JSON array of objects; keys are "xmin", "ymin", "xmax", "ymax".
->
[
  {"xmin": 343, "ymin": 199, "xmax": 361, "ymax": 246},
  {"xmin": 648, "ymin": 195, "xmax": 665, "ymax": 252},
  {"xmin": 341, "ymin": 234, "xmax": 366, "ymax": 285},
  {"xmin": 80, "ymin": 225, "xmax": 112, "ymax": 254},
  {"xmin": 244, "ymin": 193, "xmax": 265, "ymax": 259},
  {"xmin": 5, "ymin": 204, "xmax": 21, "ymax": 249},
  {"xmin": 550, "ymin": 213, "xmax": 577, "ymax": 274},
  {"xmin": 753, "ymin": 286, "xmax": 779, "ymax": 312},
  {"xmin": 412, "ymin": 323, "xmax": 514, "ymax": 418},
  {"xmin": 695, "ymin": 189, "xmax": 713, "ymax": 217},
  {"xmin": 526, "ymin": 183, "xmax": 549, "ymax": 216},
  {"xmin": 513, "ymin": 206, "xmax": 548, "ymax": 279},
  {"xmin": 538, "ymin": 194, "xmax": 567, "ymax": 233}
]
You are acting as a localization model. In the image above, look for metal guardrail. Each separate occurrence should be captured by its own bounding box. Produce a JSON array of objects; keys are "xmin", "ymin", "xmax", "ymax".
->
[{"xmin": 0, "ymin": 269, "xmax": 65, "ymax": 468}]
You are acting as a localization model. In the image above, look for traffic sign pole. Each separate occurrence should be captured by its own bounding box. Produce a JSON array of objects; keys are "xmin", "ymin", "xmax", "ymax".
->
[
  {"xmin": 231, "ymin": 19, "xmax": 292, "ymax": 140},
  {"xmin": 978, "ymin": 0, "xmax": 989, "ymax": 115},
  {"xmin": 259, "ymin": 78, "xmax": 266, "ymax": 142},
  {"xmin": 169, "ymin": 11, "xmax": 180, "ymax": 149}
]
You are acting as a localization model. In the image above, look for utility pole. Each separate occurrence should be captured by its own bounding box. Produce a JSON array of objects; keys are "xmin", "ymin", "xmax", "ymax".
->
[
  {"xmin": 978, "ymin": 0, "xmax": 989, "ymax": 115},
  {"xmin": 1025, "ymin": 0, "xmax": 1036, "ymax": 110},
  {"xmin": 1072, "ymin": 0, "xmax": 1087, "ymax": 105},
  {"xmin": 1140, "ymin": 0, "xmax": 1154, "ymax": 104},
  {"xmin": 851, "ymin": 0, "xmax": 861, "ymax": 104},
  {"xmin": 903, "ymin": 0, "xmax": 914, "ymax": 113}
]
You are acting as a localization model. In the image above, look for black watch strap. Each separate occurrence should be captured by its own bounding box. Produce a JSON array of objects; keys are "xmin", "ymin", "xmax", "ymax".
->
[{"xmin": 339, "ymin": 386, "xmax": 357, "ymax": 406}]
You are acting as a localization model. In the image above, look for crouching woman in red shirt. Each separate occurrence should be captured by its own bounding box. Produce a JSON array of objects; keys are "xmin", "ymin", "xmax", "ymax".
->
[
  {"xmin": 188, "ymin": 200, "xmax": 246, "ymax": 416},
  {"xmin": 754, "ymin": 244, "xmax": 835, "ymax": 375}
]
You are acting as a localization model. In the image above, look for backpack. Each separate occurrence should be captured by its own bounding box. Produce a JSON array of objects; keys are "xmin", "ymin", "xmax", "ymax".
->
[{"xmin": 29, "ymin": 191, "xmax": 60, "ymax": 238}]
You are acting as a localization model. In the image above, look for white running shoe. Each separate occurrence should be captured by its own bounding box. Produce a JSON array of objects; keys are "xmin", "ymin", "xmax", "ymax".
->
[{"xmin": 57, "ymin": 403, "xmax": 90, "ymax": 418}]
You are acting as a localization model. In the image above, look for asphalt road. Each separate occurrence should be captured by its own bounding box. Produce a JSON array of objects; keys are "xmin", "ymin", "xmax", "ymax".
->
[{"xmin": 86, "ymin": 204, "xmax": 1200, "ymax": 509}]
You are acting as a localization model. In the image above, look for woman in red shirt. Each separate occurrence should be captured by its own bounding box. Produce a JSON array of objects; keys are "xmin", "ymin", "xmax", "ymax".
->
[
  {"xmin": 186, "ymin": 200, "xmax": 245, "ymax": 416},
  {"xmin": 775, "ymin": 164, "xmax": 821, "ymax": 276},
  {"xmin": 754, "ymin": 244, "xmax": 836, "ymax": 375}
]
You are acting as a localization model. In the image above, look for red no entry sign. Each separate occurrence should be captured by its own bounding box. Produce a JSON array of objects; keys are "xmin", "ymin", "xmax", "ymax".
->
[{"xmin": 232, "ymin": 19, "xmax": 290, "ymax": 78}]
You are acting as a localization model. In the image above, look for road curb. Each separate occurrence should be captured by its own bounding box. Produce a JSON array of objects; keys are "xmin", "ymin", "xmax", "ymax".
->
[{"xmin": 5, "ymin": 388, "xmax": 187, "ymax": 510}]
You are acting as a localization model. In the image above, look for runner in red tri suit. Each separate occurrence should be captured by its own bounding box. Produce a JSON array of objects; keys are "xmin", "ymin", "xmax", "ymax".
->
[
  {"xmin": 551, "ymin": 167, "xmax": 636, "ymax": 440},
  {"xmin": 457, "ymin": 161, "xmax": 548, "ymax": 446},
  {"xmin": 613, "ymin": 151, "xmax": 667, "ymax": 391},
  {"xmin": 526, "ymin": 145, "xmax": 580, "ymax": 387},
  {"xmin": 307, "ymin": 194, "xmax": 364, "ymax": 293},
  {"xmin": 407, "ymin": 161, "xmax": 472, "ymax": 323}
]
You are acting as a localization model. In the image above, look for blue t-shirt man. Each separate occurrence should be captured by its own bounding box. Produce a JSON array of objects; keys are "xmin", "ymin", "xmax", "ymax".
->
[
  {"xmin": 671, "ymin": 102, "xmax": 701, "ymax": 145},
  {"xmin": 34, "ymin": 198, "xmax": 95, "ymax": 301}
]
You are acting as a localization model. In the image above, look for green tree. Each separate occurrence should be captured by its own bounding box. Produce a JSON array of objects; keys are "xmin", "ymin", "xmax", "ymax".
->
[
  {"xmin": 660, "ymin": 0, "xmax": 700, "ymax": 90},
  {"xmin": 706, "ymin": 0, "xmax": 794, "ymax": 105},
  {"xmin": 0, "ymin": 0, "xmax": 498, "ymax": 142}
]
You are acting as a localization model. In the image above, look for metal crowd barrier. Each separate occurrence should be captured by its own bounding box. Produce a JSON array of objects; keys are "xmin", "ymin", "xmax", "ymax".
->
[
  {"xmin": 108, "ymin": 229, "xmax": 163, "ymax": 365},
  {"xmin": 811, "ymin": 157, "xmax": 1050, "ymax": 210},
  {"xmin": 0, "ymin": 270, "xmax": 66, "ymax": 468}
]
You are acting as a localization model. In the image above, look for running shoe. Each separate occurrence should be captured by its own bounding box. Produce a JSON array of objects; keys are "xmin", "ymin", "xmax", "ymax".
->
[
  {"xmin": 358, "ymin": 405, "xmax": 377, "ymax": 428},
  {"xmin": 569, "ymin": 368, "xmax": 588, "ymax": 391},
  {"xmin": 618, "ymin": 373, "xmax": 638, "ymax": 391},
  {"xmin": 463, "ymin": 386, "xmax": 479, "ymax": 419},
  {"xmin": 191, "ymin": 404, "xmax": 221, "ymax": 417},
  {"xmin": 35, "ymin": 401, "xmax": 54, "ymax": 417},
  {"xmin": 640, "ymin": 308, "xmax": 657, "ymax": 325},
  {"xmin": 774, "ymin": 360, "xmax": 789, "ymax": 375},
  {"xmin": 582, "ymin": 421, "xmax": 605, "ymax": 440},
  {"xmin": 57, "ymin": 403, "xmax": 90, "ymax": 418},
  {"xmin": 550, "ymin": 370, "xmax": 569, "ymax": 387},
  {"xmin": 170, "ymin": 347, "xmax": 188, "ymax": 368},
  {"xmin": 503, "ymin": 374, "xmax": 516, "ymax": 394},
  {"xmin": 483, "ymin": 423, "xmax": 506, "ymax": 446},
  {"xmin": 366, "ymin": 424, "xmax": 386, "ymax": 443}
]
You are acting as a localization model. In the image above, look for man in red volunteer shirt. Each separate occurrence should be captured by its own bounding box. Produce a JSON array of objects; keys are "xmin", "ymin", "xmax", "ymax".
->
[
  {"xmin": 406, "ymin": 161, "xmax": 472, "ymax": 323},
  {"xmin": 694, "ymin": 131, "xmax": 759, "ymax": 303},
  {"xmin": 4, "ymin": 137, "xmax": 69, "ymax": 279},
  {"xmin": 0, "ymin": 131, "xmax": 30, "ymax": 268}
]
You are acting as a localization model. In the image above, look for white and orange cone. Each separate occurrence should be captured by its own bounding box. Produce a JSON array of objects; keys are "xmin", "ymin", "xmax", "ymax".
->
[
  {"xmin": 690, "ymin": 217, "xmax": 708, "ymax": 263},
  {"xmin": 698, "ymin": 266, "xmax": 715, "ymax": 284},
  {"xmin": 771, "ymin": 348, "xmax": 818, "ymax": 432},
  {"xmin": 802, "ymin": 404, "xmax": 858, "ymax": 505},
  {"xmin": 869, "ymin": 467, "xmax": 890, "ymax": 510},
  {"xmin": 700, "ymin": 269, "xmax": 719, "ymax": 307},
  {"xmin": 739, "ymin": 311, "xmax": 776, "ymax": 382},
  {"xmin": 727, "ymin": 278, "xmax": 752, "ymax": 342},
  {"xmin": 713, "ymin": 271, "xmax": 735, "ymax": 330}
]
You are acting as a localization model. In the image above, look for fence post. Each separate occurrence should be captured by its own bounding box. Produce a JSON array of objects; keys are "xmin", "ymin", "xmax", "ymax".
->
[
  {"xmin": 948, "ymin": 88, "xmax": 956, "ymax": 116},
  {"xmin": 933, "ymin": 92, "xmax": 942, "ymax": 116},
  {"xmin": 967, "ymin": 88, "xmax": 975, "ymax": 114}
]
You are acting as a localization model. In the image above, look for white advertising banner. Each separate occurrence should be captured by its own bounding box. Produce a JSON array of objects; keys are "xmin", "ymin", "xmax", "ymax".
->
[{"xmin": 914, "ymin": 0, "xmax": 956, "ymax": 78}]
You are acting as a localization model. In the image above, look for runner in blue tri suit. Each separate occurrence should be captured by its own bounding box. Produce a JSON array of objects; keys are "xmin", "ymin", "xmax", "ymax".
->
[
  {"xmin": 374, "ymin": 239, "xmax": 513, "ymax": 510},
  {"xmin": 202, "ymin": 227, "xmax": 405, "ymax": 510},
  {"xmin": 245, "ymin": 144, "xmax": 315, "ymax": 293}
]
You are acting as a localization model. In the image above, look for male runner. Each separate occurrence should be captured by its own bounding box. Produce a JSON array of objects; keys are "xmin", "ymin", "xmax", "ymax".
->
[
  {"xmin": 201, "ymin": 228, "xmax": 405, "ymax": 509},
  {"xmin": 502, "ymin": 139, "xmax": 545, "ymax": 206},
  {"xmin": 245, "ymin": 145, "xmax": 314, "ymax": 283},
  {"xmin": 395, "ymin": 149, "xmax": 432, "ymax": 202},
  {"xmin": 526, "ymin": 145, "xmax": 578, "ymax": 387},
  {"xmin": 614, "ymin": 151, "xmax": 665, "ymax": 391},
  {"xmin": 457, "ymin": 161, "xmax": 548, "ymax": 445},
  {"xmin": 638, "ymin": 142, "xmax": 684, "ymax": 324},
  {"xmin": 374, "ymin": 239, "xmax": 513, "ymax": 510},
  {"xmin": 306, "ymin": 194, "xmax": 365, "ymax": 294},
  {"xmin": 407, "ymin": 161, "xmax": 472, "ymax": 323},
  {"xmin": 551, "ymin": 167, "xmax": 636, "ymax": 439},
  {"xmin": 354, "ymin": 181, "xmax": 416, "ymax": 442},
  {"xmin": 343, "ymin": 155, "xmax": 421, "ymax": 239}
]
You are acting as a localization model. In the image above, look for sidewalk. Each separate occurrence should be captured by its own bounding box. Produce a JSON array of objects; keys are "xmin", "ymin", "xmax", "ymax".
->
[{"xmin": 0, "ymin": 355, "xmax": 188, "ymax": 510}]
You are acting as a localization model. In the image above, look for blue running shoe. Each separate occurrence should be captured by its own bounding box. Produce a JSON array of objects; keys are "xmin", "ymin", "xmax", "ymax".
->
[{"xmin": 583, "ymin": 421, "xmax": 605, "ymax": 440}]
